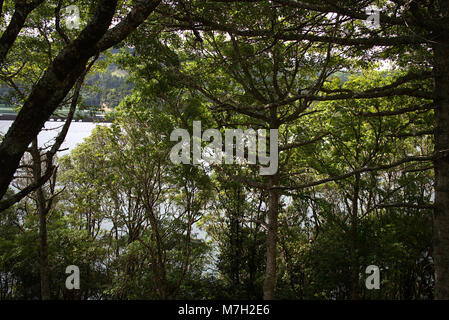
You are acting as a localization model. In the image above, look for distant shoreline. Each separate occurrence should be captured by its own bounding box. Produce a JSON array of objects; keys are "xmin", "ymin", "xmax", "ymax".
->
[{"xmin": 0, "ymin": 114, "xmax": 111, "ymax": 123}]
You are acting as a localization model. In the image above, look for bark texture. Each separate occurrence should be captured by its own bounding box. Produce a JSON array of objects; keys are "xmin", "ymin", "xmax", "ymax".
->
[
  {"xmin": 0, "ymin": 0, "xmax": 118, "ymax": 200},
  {"xmin": 0, "ymin": 0, "xmax": 45, "ymax": 64},
  {"xmin": 30, "ymin": 139, "xmax": 51, "ymax": 300},
  {"xmin": 433, "ymin": 32, "xmax": 449, "ymax": 300},
  {"xmin": 263, "ymin": 172, "xmax": 279, "ymax": 300}
]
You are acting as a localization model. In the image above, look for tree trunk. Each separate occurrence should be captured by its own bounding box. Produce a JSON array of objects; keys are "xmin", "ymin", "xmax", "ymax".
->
[
  {"xmin": 230, "ymin": 186, "xmax": 242, "ymax": 288},
  {"xmin": 350, "ymin": 173, "xmax": 360, "ymax": 299},
  {"xmin": 0, "ymin": 1, "xmax": 45, "ymax": 64},
  {"xmin": 31, "ymin": 139, "xmax": 50, "ymax": 300},
  {"xmin": 38, "ymin": 198, "xmax": 50, "ymax": 300},
  {"xmin": 263, "ymin": 172, "xmax": 279, "ymax": 300},
  {"xmin": 0, "ymin": 0, "xmax": 161, "ymax": 201},
  {"xmin": 432, "ymin": 32, "xmax": 449, "ymax": 299}
]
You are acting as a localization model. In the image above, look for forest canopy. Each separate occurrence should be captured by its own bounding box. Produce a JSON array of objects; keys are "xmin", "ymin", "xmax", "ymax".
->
[{"xmin": 0, "ymin": 0, "xmax": 448, "ymax": 300}]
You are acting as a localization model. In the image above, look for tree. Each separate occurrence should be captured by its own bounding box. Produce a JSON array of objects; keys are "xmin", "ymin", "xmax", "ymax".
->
[
  {"xmin": 127, "ymin": 0, "xmax": 433, "ymax": 298},
  {"xmin": 148, "ymin": 0, "xmax": 449, "ymax": 299},
  {"xmin": 1, "ymin": 0, "xmax": 446, "ymax": 300},
  {"xmin": 0, "ymin": 0, "xmax": 161, "ymax": 203},
  {"xmin": 58, "ymin": 94, "xmax": 213, "ymax": 299},
  {"xmin": 201, "ymin": 171, "xmax": 266, "ymax": 299}
]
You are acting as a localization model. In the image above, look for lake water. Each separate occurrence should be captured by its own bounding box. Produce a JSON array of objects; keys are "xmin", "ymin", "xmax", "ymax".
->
[{"xmin": 0, "ymin": 120, "xmax": 105, "ymax": 155}]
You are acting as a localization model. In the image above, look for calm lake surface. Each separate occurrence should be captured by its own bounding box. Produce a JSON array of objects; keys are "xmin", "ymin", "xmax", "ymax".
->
[{"xmin": 0, "ymin": 120, "xmax": 106, "ymax": 155}]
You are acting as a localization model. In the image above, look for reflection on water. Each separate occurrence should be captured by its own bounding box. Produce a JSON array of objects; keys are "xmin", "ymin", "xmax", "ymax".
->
[{"xmin": 0, "ymin": 120, "xmax": 106, "ymax": 156}]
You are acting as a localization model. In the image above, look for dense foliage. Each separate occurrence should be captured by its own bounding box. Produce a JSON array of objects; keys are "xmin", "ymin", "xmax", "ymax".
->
[{"xmin": 0, "ymin": 0, "xmax": 447, "ymax": 300}]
